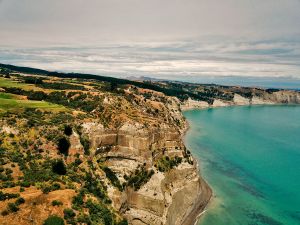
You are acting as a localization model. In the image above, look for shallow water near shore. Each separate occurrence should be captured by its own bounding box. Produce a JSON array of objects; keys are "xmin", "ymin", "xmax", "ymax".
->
[{"xmin": 184, "ymin": 105, "xmax": 300, "ymax": 225}]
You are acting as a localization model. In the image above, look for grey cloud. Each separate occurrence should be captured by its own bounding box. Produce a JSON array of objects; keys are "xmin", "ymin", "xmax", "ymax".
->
[
  {"xmin": 1, "ymin": 40, "xmax": 300, "ymax": 78},
  {"xmin": 0, "ymin": 0, "xmax": 300, "ymax": 46},
  {"xmin": 0, "ymin": 0, "xmax": 300, "ymax": 80}
]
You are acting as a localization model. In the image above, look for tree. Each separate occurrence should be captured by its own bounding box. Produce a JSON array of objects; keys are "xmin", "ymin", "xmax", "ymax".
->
[
  {"xmin": 52, "ymin": 160, "xmax": 67, "ymax": 175},
  {"xmin": 58, "ymin": 137, "xmax": 70, "ymax": 156},
  {"xmin": 64, "ymin": 125, "xmax": 72, "ymax": 136},
  {"xmin": 43, "ymin": 215, "xmax": 64, "ymax": 225}
]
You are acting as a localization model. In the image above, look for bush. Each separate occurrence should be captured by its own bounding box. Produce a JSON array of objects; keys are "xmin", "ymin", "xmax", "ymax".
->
[
  {"xmin": 42, "ymin": 183, "xmax": 61, "ymax": 194},
  {"xmin": 15, "ymin": 197, "xmax": 25, "ymax": 205},
  {"xmin": 127, "ymin": 167, "xmax": 154, "ymax": 191},
  {"xmin": 52, "ymin": 200, "xmax": 63, "ymax": 206},
  {"xmin": 118, "ymin": 219, "xmax": 129, "ymax": 225},
  {"xmin": 58, "ymin": 137, "xmax": 70, "ymax": 156},
  {"xmin": 20, "ymin": 181, "xmax": 31, "ymax": 187},
  {"xmin": 52, "ymin": 160, "xmax": 67, "ymax": 175},
  {"xmin": 1, "ymin": 210, "xmax": 9, "ymax": 216},
  {"xmin": 80, "ymin": 135, "xmax": 90, "ymax": 155},
  {"xmin": 43, "ymin": 215, "xmax": 65, "ymax": 225},
  {"xmin": 86, "ymin": 199, "xmax": 113, "ymax": 225},
  {"xmin": 102, "ymin": 166, "xmax": 123, "ymax": 191},
  {"xmin": 72, "ymin": 192, "xmax": 84, "ymax": 208},
  {"xmin": 156, "ymin": 156, "xmax": 182, "ymax": 172},
  {"xmin": 64, "ymin": 125, "xmax": 72, "ymax": 136},
  {"xmin": 63, "ymin": 208, "xmax": 76, "ymax": 220},
  {"xmin": 0, "ymin": 191, "xmax": 19, "ymax": 201},
  {"xmin": 7, "ymin": 202, "xmax": 19, "ymax": 212}
]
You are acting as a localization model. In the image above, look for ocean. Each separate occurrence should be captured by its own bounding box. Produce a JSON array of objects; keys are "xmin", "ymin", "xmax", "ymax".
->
[{"xmin": 184, "ymin": 105, "xmax": 300, "ymax": 225}]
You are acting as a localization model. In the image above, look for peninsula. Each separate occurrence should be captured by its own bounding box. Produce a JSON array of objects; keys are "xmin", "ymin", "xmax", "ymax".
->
[{"xmin": 0, "ymin": 63, "xmax": 299, "ymax": 225}]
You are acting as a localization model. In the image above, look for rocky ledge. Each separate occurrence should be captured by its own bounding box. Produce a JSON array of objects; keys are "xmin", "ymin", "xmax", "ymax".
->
[{"xmin": 81, "ymin": 113, "xmax": 212, "ymax": 225}]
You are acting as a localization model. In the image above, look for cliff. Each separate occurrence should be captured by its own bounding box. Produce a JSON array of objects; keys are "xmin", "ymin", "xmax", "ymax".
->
[
  {"xmin": 0, "ymin": 72, "xmax": 212, "ymax": 225},
  {"xmin": 81, "ymin": 107, "xmax": 212, "ymax": 225},
  {"xmin": 3, "ymin": 64, "xmax": 298, "ymax": 225},
  {"xmin": 181, "ymin": 91, "xmax": 300, "ymax": 110}
]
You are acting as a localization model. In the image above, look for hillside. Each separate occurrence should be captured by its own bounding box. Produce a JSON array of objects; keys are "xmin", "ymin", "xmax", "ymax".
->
[{"xmin": 0, "ymin": 64, "xmax": 299, "ymax": 225}]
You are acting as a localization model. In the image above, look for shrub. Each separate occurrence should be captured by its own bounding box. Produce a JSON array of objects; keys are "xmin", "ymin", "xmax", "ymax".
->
[
  {"xmin": 102, "ymin": 166, "xmax": 123, "ymax": 191},
  {"xmin": 15, "ymin": 197, "xmax": 25, "ymax": 205},
  {"xmin": 86, "ymin": 199, "xmax": 113, "ymax": 225},
  {"xmin": 42, "ymin": 183, "xmax": 61, "ymax": 194},
  {"xmin": 1, "ymin": 210, "xmax": 9, "ymax": 216},
  {"xmin": 64, "ymin": 125, "xmax": 72, "ymax": 136},
  {"xmin": 52, "ymin": 160, "xmax": 67, "ymax": 175},
  {"xmin": 127, "ymin": 167, "xmax": 154, "ymax": 191},
  {"xmin": 43, "ymin": 215, "xmax": 65, "ymax": 225},
  {"xmin": 63, "ymin": 208, "xmax": 76, "ymax": 220},
  {"xmin": 72, "ymin": 192, "xmax": 84, "ymax": 208},
  {"xmin": 7, "ymin": 202, "xmax": 19, "ymax": 212},
  {"xmin": 80, "ymin": 135, "xmax": 90, "ymax": 155},
  {"xmin": 76, "ymin": 213, "xmax": 91, "ymax": 224},
  {"xmin": 74, "ymin": 158, "xmax": 82, "ymax": 166},
  {"xmin": 52, "ymin": 200, "xmax": 63, "ymax": 206},
  {"xmin": 0, "ymin": 191, "xmax": 19, "ymax": 201},
  {"xmin": 156, "ymin": 156, "xmax": 182, "ymax": 172},
  {"xmin": 58, "ymin": 137, "xmax": 70, "ymax": 156},
  {"xmin": 118, "ymin": 219, "xmax": 129, "ymax": 225},
  {"xmin": 20, "ymin": 181, "xmax": 31, "ymax": 187}
]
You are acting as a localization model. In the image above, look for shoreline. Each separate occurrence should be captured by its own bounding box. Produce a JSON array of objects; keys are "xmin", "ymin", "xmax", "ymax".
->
[
  {"xmin": 180, "ymin": 102, "xmax": 300, "ymax": 112},
  {"xmin": 180, "ymin": 103, "xmax": 300, "ymax": 225},
  {"xmin": 180, "ymin": 117, "xmax": 213, "ymax": 225}
]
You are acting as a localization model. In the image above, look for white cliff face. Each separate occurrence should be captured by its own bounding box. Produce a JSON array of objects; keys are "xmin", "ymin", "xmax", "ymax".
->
[
  {"xmin": 180, "ymin": 98, "xmax": 209, "ymax": 111},
  {"xmin": 181, "ymin": 90, "xmax": 300, "ymax": 111},
  {"xmin": 212, "ymin": 99, "xmax": 231, "ymax": 107},
  {"xmin": 233, "ymin": 94, "xmax": 250, "ymax": 105},
  {"xmin": 81, "ymin": 116, "xmax": 211, "ymax": 225}
]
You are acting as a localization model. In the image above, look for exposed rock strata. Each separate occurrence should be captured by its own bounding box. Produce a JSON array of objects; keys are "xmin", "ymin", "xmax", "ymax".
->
[
  {"xmin": 81, "ymin": 106, "xmax": 212, "ymax": 225},
  {"xmin": 181, "ymin": 91, "xmax": 300, "ymax": 110}
]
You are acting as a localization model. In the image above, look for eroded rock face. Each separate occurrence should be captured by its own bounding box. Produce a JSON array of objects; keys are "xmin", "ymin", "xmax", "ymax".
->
[
  {"xmin": 181, "ymin": 90, "xmax": 300, "ymax": 110},
  {"xmin": 81, "ymin": 114, "xmax": 211, "ymax": 225},
  {"xmin": 180, "ymin": 98, "xmax": 209, "ymax": 111}
]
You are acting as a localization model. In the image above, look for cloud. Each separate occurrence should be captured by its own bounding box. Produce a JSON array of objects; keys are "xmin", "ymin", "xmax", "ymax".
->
[
  {"xmin": 0, "ymin": 0, "xmax": 300, "ymax": 46},
  {"xmin": 0, "ymin": 1, "xmax": 299, "ymax": 80},
  {"xmin": 1, "ymin": 40, "xmax": 300, "ymax": 79}
]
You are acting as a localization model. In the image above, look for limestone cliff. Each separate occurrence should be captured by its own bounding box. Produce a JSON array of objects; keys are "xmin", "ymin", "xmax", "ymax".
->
[
  {"xmin": 181, "ymin": 90, "xmax": 300, "ymax": 110},
  {"xmin": 81, "ymin": 110, "xmax": 212, "ymax": 225}
]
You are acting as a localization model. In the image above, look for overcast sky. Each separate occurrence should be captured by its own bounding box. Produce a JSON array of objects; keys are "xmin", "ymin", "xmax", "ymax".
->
[{"xmin": 0, "ymin": 0, "xmax": 300, "ymax": 81}]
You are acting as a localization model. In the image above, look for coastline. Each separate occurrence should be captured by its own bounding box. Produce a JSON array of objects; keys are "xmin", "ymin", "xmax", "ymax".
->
[
  {"xmin": 180, "ymin": 115, "xmax": 213, "ymax": 225},
  {"xmin": 178, "ymin": 102, "xmax": 298, "ymax": 225}
]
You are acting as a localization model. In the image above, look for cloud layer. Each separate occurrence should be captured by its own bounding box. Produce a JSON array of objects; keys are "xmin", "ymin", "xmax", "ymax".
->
[
  {"xmin": 1, "ymin": 40, "xmax": 300, "ymax": 79},
  {"xmin": 1, "ymin": 0, "xmax": 300, "ymax": 45},
  {"xmin": 0, "ymin": 0, "xmax": 300, "ymax": 81}
]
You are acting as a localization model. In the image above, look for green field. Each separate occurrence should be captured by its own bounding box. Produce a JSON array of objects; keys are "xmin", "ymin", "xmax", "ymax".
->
[
  {"xmin": 0, "ymin": 77, "xmax": 29, "ymax": 88},
  {"xmin": 0, "ymin": 94, "xmax": 66, "ymax": 112},
  {"xmin": 0, "ymin": 92, "xmax": 15, "ymax": 99},
  {"xmin": 0, "ymin": 77, "xmax": 45, "ymax": 91}
]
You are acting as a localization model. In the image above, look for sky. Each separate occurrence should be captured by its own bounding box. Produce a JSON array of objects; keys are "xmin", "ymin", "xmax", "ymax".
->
[{"xmin": 0, "ymin": 0, "xmax": 300, "ymax": 86}]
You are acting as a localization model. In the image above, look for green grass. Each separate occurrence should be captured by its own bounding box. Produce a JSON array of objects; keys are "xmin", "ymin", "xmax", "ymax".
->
[
  {"xmin": 0, "ymin": 77, "xmax": 28, "ymax": 88},
  {"xmin": 0, "ymin": 78, "xmax": 67, "ymax": 112},
  {"xmin": 0, "ymin": 93, "xmax": 14, "ymax": 99},
  {"xmin": 0, "ymin": 77, "xmax": 44, "ymax": 91},
  {"xmin": 0, "ymin": 97, "xmax": 66, "ymax": 112}
]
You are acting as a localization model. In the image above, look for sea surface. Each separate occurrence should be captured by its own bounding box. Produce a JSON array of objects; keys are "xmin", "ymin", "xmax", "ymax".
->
[{"xmin": 184, "ymin": 105, "xmax": 300, "ymax": 225}]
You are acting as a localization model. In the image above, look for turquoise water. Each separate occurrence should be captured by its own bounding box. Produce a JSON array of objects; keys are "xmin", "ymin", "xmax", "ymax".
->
[{"xmin": 184, "ymin": 106, "xmax": 300, "ymax": 225}]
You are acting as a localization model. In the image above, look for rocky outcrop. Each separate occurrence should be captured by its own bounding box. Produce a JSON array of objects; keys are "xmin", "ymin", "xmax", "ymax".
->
[
  {"xmin": 180, "ymin": 98, "xmax": 209, "ymax": 111},
  {"xmin": 181, "ymin": 90, "xmax": 300, "ymax": 110},
  {"xmin": 81, "ymin": 111, "xmax": 211, "ymax": 225}
]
